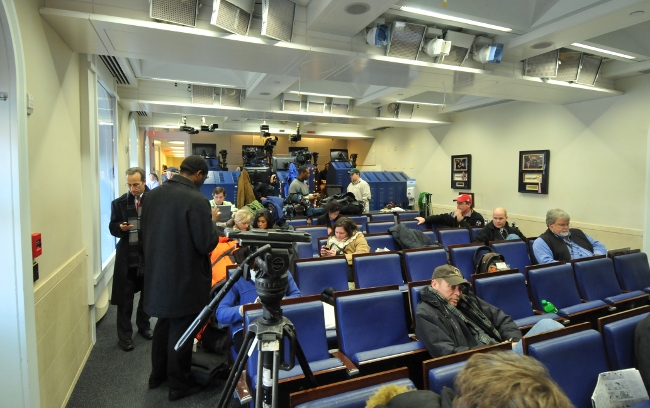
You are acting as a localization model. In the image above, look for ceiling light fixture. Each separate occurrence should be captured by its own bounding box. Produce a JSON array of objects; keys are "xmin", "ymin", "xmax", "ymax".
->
[
  {"xmin": 287, "ymin": 91, "xmax": 354, "ymax": 99},
  {"xmin": 570, "ymin": 43, "xmax": 635, "ymax": 59},
  {"xmin": 169, "ymin": 141, "xmax": 185, "ymax": 145},
  {"xmin": 145, "ymin": 77, "xmax": 238, "ymax": 88},
  {"xmin": 400, "ymin": 6, "xmax": 512, "ymax": 32},
  {"xmin": 396, "ymin": 100, "xmax": 445, "ymax": 106}
]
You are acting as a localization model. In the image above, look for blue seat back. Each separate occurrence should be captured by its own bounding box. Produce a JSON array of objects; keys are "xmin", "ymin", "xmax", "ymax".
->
[
  {"xmin": 396, "ymin": 212, "xmax": 420, "ymax": 222},
  {"xmin": 473, "ymin": 273, "xmax": 534, "ymax": 320},
  {"xmin": 438, "ymin": 229, "xmax": 470, "ymax": 249},
  {"xmin": 245, "ymin": 301, "xmax": 331, "ymax": 381},
  {"xmin": 449, "ymin": 244, "xmax": 486, "ymax": 281},
  {"xmin": 423, "ymin": 229, "xmax": 437, "ymax": 243},
  {"xmin": 527, "ymin": 238, "xmax": 538, "ymax": 264},
  {"xmin": 491, "ymin": 241, "xmax": 531, "ymax": 277},
  {"xmin": 603, "ymin": 312, "xmax": 650, "ymax": 370},
  {"xmin": 574, "ymin": 258, "xmax": 623, "ymax": 301},
  {"xmin": 427, "ymin": 361, "xmax": 466, "ymax": 394},
  {"xmin": 287, "ymin": 219, "xmax": 309, "ymax": 227},
  {"xmin": 296, "ymin": 241, "xmax": 314, "ymax": 259},
  {"xmin": 470, "ymin": 227, "xmax": 482, "ymax": 240},
  {"xmin": 347, "ymin": 216, "xmax": 368, "ymax": 233},
  {"xmin": 364, "ymin": 234, "xmax": 396, "ymax": 252},
  {"xmin": 297, "ymin": 226, "xmax": 329, "ymax": 256},
  {"xmin": 528, "ymin": 264, "xmax": 583, "ymax": 310},
  {"xmin": 336, "ymin": 290, "xmax": 409, "ymax": 358},
  {"xmin": 403, "ymin": 248, "xmax": 448, "ymax": 282},
  {"xmin": 369, "ymin": 213, "xmax": 395, "ymax": 222},
  {"xmin": 613, "ymin": 252, "xmax": 650, "ymax": 291},
  {"xmin": 294, "ymin": 258, "xmax": 349, "ymax": 295},
  {"xmin": 528, "ymin": 330, "xmax": 609, "ymax": 408},
  {"xmin": 409, "ymin": 284, "xmax": 429, "ymax": 326},
  {"xmin": 366, "ymin": 221, "xmax": 395, "ymax": 234},
  {"xmin": 353, "ymin": 253, "xmax": 403, "ymax": 289},
  {"xmin": 399, "ymin": 220, "xmax": 427, "ymax": 230}
]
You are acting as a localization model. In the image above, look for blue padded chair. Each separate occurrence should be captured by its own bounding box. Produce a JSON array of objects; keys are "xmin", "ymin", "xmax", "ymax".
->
[
  {"xmin": 335, "ymin": 288, "xmax": 425, "ymax": 368},
  {"xmin": 598, "ymin": 307, "xmax": 650, "ymax": 370},
  {"xmin": 473, "ymin": 272, "xmax": 559, "ymax": 328},
  {"xmin": 396, "ymin": 212, "xmax": 420, "ymax": 222},
  {"xmin": 296, "ymin": 226, "xmax": 329, "ymax": 257},
  {"xmin": 244, "ymin": 299, "xmax": 346, "ymax": 401},
  {"xmin": 294, "ymin": 258, "xmax": 349, "ymax": 296},
  {"xmin": 366, "ymin": 221, "xmax": 395, "ymax": 234},
  {"xmin": 573, "ymin": 257, "xmax": 648, "ymax": 307},
  {"xmin": 291, "ymin": 369, "xmax": 414, "ymax": 408},
  {"xmin": 399, "ymin": 220, "xmax": 427, "ymax": 231},
  {"xmin": 347, "ymin": 215, "xmax": 368, "ymax": 233},
  {"xmin": 369, "ymin": 213, "xmax": 396, "ymax": 222},
  {"xmin": 527, "ymin": 237, "xmax": 538, "ymax": 265},
  {"xmin": 491, "ymin": 241, "xmax": 531, "ymax": 278},
  {"xmin": 428, "ymin": 361, "xmax": 465, "ymax": 394},
  {"xmin": 527, "ymin": 329, "xmax": 609, "ymax": 408},
  {"xmin": 438, "ymin": 228, "xmax": 470, "ymax": 250},
  {"xmin": 287, "ymin": 218, "xmax": 309, "ymax": 227},
  {"xmin": 296, "ymin": 241, "xmax": 314, "ymax": 259},
  {"xmin": 613, "ymin": 252, "xmax": 650, "ymax": 293},
  {"xmin": 364, "ymin": 233, "xmax": 396, "ymax": 252},
  {"xmin": 422, "ymin": 229, "xmax": 437, "ymax": 243},
  {"xmin": 353, "ymin": 252, "xmax": 405, "ymax": 290},
  {"xmin": 403, "ymin": 247, "xmax": 448, "ymax": 282},
  {"xmin": 448, "ymin": 243, "xmax": 486, "ymax": 281},
  {"xmin": 470, "ymin": 227, "xmax": 482, "ymax": 240},
  {"xmin": 528, "ymin": 263, "xmax": 608, "ymax": 319},
  {"xmin": 408, "ymin": 280, "xmax": 430, "ymax": 329}
]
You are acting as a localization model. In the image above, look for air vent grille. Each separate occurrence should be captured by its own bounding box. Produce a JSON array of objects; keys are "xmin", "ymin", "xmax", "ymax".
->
[
  {"xmin": 150, "ymin": 0, "xmax": 199, "ymax": 27},
  {"xmin": 397, "ymin": 103, "xmax": 414, "ymax": 119},
  {"xmin": 331, "ymin": 103, "xmax": 349, "ymax": 115},
  {"xmin": 386, "ymin": 22, "xmax": 426, "ymax": 60},
  {"xmin": 136, "ymin": 111, "xmax": 148, "ymax": 116},
  {"xmin": 307, "ymin": 102, "xmax": 325, "ymax": 114},
  {"xmin": 261, "ymin": 0, "xmax": 295, "ymax": 42},
  {"xmin": 99, "ymin": 55, "xmax": 129, "ymax": 85},
  {"xmin": 556, "ymin": 51, "xmax": 582, "ymax": 82},
  {"xmin": 575, "ymin": 55, "xmax": 602, "ymax": 86},
  {"xmin": 211, "ymin": 0, "xmax": 252, "ymax": 36},
  {"xmin": 220, "ymin": 88, "xmax": 242, "ymax": 107},
  {"xmin": 524, "ymin": 50, "xmax": 559, "ymax": 78},
  {"xmin": 441, "ymin": 46, "xmax": 469, "ymax": 66},
  {"xmin": 192, "ymin": 85, "xmax": 215, "ymax": 105},
  {"xmin": 282, "ymin": 99, "xmax": 301, "ymax": 112}
]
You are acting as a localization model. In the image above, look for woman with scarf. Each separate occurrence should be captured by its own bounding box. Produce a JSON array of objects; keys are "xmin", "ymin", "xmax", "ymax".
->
[{"xmin": 320, "ymin": 217, "xmax": 370, "ymax": 283}]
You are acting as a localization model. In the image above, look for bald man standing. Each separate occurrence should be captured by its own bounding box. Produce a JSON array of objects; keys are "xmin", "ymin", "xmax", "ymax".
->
[{"xmin": 473, "ymin": 207, "xmax": 526, "ymax": 245}]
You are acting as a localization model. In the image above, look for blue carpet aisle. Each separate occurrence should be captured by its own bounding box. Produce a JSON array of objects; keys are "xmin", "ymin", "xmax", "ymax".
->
[{"xmin": 67, "ymin": 294, "xmax": 240, "ymax": 407}]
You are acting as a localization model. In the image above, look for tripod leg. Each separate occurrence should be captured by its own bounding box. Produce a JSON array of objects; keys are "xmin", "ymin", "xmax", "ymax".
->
[
  {"xmin": 217, "ymin": 330, "xmax": 256, "ymax": 408},
  {"xmin": 294, "ymin": 338, "xmax": 318, "ymax": 388},
  {"xmin": 257, "ymin": 338, "xmax": 282, "ymax": 408}
]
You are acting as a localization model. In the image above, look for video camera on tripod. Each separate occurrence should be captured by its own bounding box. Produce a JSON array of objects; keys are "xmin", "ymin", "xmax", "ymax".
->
[{"xmin": 177, "ymin": 228, "xmax": 316, "ymax": 408}]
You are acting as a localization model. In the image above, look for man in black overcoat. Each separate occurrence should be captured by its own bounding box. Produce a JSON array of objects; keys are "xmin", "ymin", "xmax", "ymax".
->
[
  {"xmin": 109, "ymin": 167, "xmax": 152, "ymax": 352},
  {"xmin": 141, "ymin": 155, "xmax": 219, "ymax": 401}
]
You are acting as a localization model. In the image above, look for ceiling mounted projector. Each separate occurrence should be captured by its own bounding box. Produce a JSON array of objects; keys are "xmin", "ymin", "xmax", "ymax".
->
[
  {"xmin": 425, "ymin": 38, "xmax": 451, "ymax": 57},
  {"xmin": 366, "ymin": 24, "xmax": 390, "ymax": 47},
  {"xmin": 473, "ymin": 43, "xmax": 504, "ymax": 63}
]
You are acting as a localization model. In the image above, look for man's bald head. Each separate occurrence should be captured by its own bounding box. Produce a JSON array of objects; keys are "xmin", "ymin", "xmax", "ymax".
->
[{"xmin": 492, "ymin": 207, "xmax": 508, "ymax": 228}]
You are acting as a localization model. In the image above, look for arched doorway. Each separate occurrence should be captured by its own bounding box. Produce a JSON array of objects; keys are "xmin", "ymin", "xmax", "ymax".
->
[{"xmin": 0, "ymin": 0, "xmax": 40, "ymax": 406}]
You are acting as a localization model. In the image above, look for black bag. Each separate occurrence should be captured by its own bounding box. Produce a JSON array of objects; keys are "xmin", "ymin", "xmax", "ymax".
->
[
  {"xmin": 320, "ymin": 192, "xmax": 363, "ymax": 215},
  {"xmin": 473, "ymin": 245, "xmax": 506, "ymax": 275}
]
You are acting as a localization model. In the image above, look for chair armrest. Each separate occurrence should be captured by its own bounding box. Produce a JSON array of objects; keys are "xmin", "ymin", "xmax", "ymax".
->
[
  {"xmin": 533, "ymin": 309, "xmax": 545, "ymax": 315},
  {"xmin": 331, "ymin": 351, "xmax": 360, "ymax": 376},
  {"xmin": 410, "ymin": 335, "xmax": 418, "ymax": 341},
  {"xmin": 235, "ymin": 370, "xmax": 252, "ymax": 405}
]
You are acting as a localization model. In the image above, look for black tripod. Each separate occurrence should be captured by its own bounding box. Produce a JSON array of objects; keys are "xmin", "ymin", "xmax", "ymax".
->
[{"xmin": 176, "ymin": 230, "xmax": 317, "ymax": 408}]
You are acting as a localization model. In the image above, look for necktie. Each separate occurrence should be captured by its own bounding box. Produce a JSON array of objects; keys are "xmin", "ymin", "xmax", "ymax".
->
[
  {"xmin": 500, "ymin": 228, "xmax": 507, "ymax": 239},
  {"xmin": 135, "ymin": 196, "xmax": 140, "ymax": 211}
]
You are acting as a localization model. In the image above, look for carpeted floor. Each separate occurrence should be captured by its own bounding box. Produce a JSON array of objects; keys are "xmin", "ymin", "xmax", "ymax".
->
[{"xmin": 67, "ymin": 294, "xmax": 241, "ymax": 407}]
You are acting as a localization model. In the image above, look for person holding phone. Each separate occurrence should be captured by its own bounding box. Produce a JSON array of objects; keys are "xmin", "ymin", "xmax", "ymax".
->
[{"xmin": 320, "ymin": 217, "xmax": 369, "ymax": 284}]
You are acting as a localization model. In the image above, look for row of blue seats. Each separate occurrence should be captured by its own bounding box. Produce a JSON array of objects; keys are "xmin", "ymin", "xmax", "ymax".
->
[
  {"xmin": 285, "ymin": 211, "xmax": 422, "ymax": 229},
  {"xmin": 287, "ymin": 306, "xmax": 650, "ymax": 408}
]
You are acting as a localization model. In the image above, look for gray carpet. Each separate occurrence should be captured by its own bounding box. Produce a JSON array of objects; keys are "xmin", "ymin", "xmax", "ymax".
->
[{"xmin": 67, "ymin": 294, "xmax": 241, "ymax": 407}]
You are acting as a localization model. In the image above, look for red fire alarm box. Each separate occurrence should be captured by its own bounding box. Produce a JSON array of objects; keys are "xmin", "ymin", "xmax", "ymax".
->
[{"xmin": 31, "ymin": 233, "xmax": 42, "ymax": 258}]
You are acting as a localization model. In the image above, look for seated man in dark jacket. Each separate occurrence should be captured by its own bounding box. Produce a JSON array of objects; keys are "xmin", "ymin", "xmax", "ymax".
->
[
  {"xmin": 415, "ymin": 194, "xmax": 484, "ymax": 230},
  {"xmin": 473, "ymin": 207, "xmax": 526, "ymax": 245},
  {"xmin": 415, "ymin": 265, "xmax": 522, "ymax": 358}
]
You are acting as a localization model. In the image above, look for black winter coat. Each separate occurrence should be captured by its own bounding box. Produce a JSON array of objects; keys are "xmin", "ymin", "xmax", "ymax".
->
[
  {"xmin": 108, "ymin": 189, "xmax": 148, "ymax": 305},
  {"xmin": 141, "ymin": 176, "xmax": 219, "ymax": 318},
  {"xmin": 423, "ymin": 210, "xmax": 485, "ymax": 229},
  {"xmin": 473, "ymin": 221, "xmax": 526, "ymax": 245},
  {"xmin": 415, "ymin": 286, "xmax": 521, "ymax": 358}
]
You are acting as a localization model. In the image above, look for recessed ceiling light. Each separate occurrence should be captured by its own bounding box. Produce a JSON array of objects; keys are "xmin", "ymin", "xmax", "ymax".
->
[
  {"xmin": 531, "ymin": 41, "xmax": 554, "ymax": 50},
  {"xmin": 345, "ymin": 3, "xmax": 370, "ymax": 15},
  {"xmin": 260, "ymin": 92, "xmax": 271, "ymax": 96},
  {"xmin": 287, "ymin": 91, "xmax": 354, "ymax": 99},
  {"xmin": 400, "ymin": 6, "xmax": 512, "ymax": 32},
  {"xmin": 169, "ymin": 141, "xmax": 185, "ymax": 144},
  {"xmin": 571, "ymin": 43, "xmax": 635, "ymax": 59}
]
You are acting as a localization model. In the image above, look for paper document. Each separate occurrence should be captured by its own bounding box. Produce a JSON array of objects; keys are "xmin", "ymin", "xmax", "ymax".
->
[{"xmin": 592, "ymin": 368, "xmax": 649, "ymax": 408}]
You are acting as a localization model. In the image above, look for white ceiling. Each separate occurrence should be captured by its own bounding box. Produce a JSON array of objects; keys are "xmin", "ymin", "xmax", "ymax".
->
[{"xmin": 40, "ymin": 0, "xmax": 650, "ymax": 137}]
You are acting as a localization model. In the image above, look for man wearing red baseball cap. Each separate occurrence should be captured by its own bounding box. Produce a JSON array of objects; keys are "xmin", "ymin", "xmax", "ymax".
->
[{"xmin": 415, "ymin": 193, "xmax": 485, "ymax": 229}]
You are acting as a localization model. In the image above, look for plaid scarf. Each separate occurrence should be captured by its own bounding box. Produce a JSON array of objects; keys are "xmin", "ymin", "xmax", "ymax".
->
[
  {"xmin": 126, "ymin": 193, "xmax": 144, "ymax": 269},
  {"xmin": 430, "ymin": 287, "xmax": 502, "ymax": 346},
  {"xmin": 326, "ymin": 231, "xmax": 361, "ymax": 255}
]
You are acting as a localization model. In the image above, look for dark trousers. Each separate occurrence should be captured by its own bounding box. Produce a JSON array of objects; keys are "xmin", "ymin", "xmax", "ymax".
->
[
  {"xmin": 116, "ymin": 267, "xmax": 150, "ymax": 341},
  {"xmin": 150, "ymin": 313, "xmax": 198, "ymax": 390}
]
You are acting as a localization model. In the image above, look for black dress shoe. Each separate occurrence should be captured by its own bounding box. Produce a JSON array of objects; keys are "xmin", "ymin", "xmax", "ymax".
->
[
  {"xmin": 118, "ymin": 339, "xmax": 134, "ymax": 351},
  {"xmin": 148, "ymin": 375, "xmax": 165, "ymax": 389},
  {"xmin": 168, "ymin": 385, "xmax": 203, "ymax": 401},
  {"xmin": 139, "ymin": 329, "xmax": 153, "ymax": 340}
]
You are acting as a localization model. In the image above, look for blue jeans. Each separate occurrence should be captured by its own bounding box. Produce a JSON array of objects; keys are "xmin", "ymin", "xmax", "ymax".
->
[{"xmin": 512, "ymin": 318, "xmax": 565, "ymax": 354}]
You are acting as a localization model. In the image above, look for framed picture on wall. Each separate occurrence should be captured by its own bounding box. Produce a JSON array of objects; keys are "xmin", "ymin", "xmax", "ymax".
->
[
  {"xmin": 518, "ymin": 150, "xmax": 550, "ymax": 194},
  {"xmin": 451, "ymin": 154, "xmax": 472, "ymax": 189}
]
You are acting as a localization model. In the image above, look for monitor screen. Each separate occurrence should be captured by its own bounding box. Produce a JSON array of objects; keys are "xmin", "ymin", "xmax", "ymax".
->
[
  {"xmin": 330, "ymin": 149, "xmax": 349, "ymax": 162},
  {"xmin": 243, "ymin": 166, "xmax": 271, "ymax": 184},
  {"xmin": 272, "ymin": 156, "xmax": 295, "ymax": 173}
]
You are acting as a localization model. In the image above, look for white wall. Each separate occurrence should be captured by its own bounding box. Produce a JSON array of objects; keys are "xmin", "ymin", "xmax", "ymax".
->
[{"xmin": 356, "ymin": 74, "xmax": 650, "ymax": 249}]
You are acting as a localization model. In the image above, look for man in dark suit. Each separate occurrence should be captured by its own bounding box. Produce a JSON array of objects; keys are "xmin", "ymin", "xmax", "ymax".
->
[
  {"xmin": 108, "ymin": 167, "xmax": 152, "ymax": 352},
  {"xmin": 141, "ymin": 155, "xmax": 220, "ymax": 401}
]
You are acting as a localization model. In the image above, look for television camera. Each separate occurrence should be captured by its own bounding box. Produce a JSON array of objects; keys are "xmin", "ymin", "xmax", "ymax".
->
[
  {"xmin": 218, "ymin": 149, "xmax": 228, "ymax": 170},
  {"xmin": 350, "ymin": 153, "xmax": 358, "ymax": 168},
  {"xmin": 290, "ymin": 123, "xmax": 301, "ymax": 143},
  {"xmin": 176, "ymin": 229, "xmax": 316, "ymax": 408},
  {"xmin": 242, "ymin": 147, "xmax": 267, "ymax": 167}
]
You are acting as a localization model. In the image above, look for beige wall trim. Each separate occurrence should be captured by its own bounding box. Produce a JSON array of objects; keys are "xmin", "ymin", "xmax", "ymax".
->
[
  {"xmin": 60, "ymin": 340, "xmax": 92, "ymax": 408},
  {"xmin": 33, "ymin": 248, "xmax": 86, "ymax": 303}
]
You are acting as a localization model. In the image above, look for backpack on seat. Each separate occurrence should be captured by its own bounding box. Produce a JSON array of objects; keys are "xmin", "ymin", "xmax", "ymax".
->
[{"xmin": 473, "ymin": 245, "xmax": 507, "ymax": 275}]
